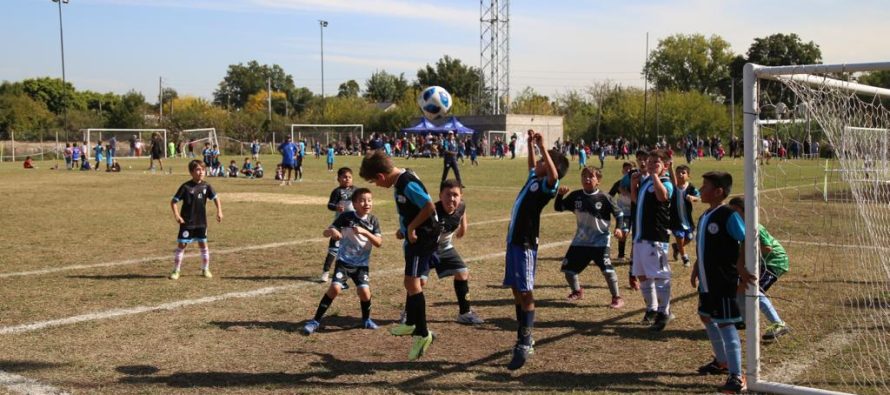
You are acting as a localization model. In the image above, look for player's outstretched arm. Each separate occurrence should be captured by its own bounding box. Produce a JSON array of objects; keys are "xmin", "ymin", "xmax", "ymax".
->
[
  {"xmin": 537, "ymin": 133, "xmax": 559, "ymax": 188},
  {"xmin": 526, "ymin": 130, "xmax": 536, "ymax": 171}
]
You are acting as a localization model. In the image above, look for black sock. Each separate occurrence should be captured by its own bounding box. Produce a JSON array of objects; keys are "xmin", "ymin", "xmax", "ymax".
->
[
  {"xmin": 314, "ymin": 294, "xmax": 334, "ymax": 321},
  {"xmin": 361, "ymin": 300, "xmax": 371, "ymax": 321},
  {"xmin": 618, "ymin": 239, "xmax": 626, "ymax": 257},
  {"xmin": 520, "ymin": 309, "xmax": 535, "ymax": 346},
  {"xmin": 454, "ymin": 280, "xmax": 470, "ymax": 315},
  {"xmin": 409, "ymin": 292, "xmax": 429, "ymax": 337},
  {"xmin": 404, "ymin": 293, "xmax": 415, "ymax": 325},
  {"xmin": 322, "ymin": 253, "xmax": 336, "ymax": 272},
  {"xmin": 515, "ymin": 304, "xmax": 523, "ymax": 342}
]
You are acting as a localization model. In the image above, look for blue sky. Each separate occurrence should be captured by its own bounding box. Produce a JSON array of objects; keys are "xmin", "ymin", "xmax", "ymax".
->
[{"xmin": 2, "ymin": 0, "xmax": 889, "ymax": 103}]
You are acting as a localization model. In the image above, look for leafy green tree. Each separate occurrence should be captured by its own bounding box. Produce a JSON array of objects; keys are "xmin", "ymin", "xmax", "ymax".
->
[
  {"xmin": 416, "ymin": 56, "xmax": 483, "ymax": 107},
  {"xmin": 556, "ymin": 89, "xmax": 597, "ymax": 141},
  {"xmin": 365, "ymin": 70, "xmax": 408, "ymax": 102},
  {"xmin": 19, "ymin": 77, "xmax": 76, "ymax": 114},
  {"xmin": 338, "ymin": 80, "xmax": 361, "ymax": 98},
  {"xmin": 0, "ymin": 93, "xmax": 55, "ymax": 140},
  {"xmin": 510, "ymin": 87, "xmax": 556, "ymax": 115},
  {"xmin": 644, "ymin": 34, "xmax": 735, "ymax": 95},
  {"xmin": 727, "ymin": 33, "xmax": 822, "ymax": 106},
  {"xmin": 858, "ymin": 70, "xmax": 890, "ymax": 89},
  {"xmin": 213, "ymin": 61, "xmax": 296, "ymax": 110},
  {"xmin": 107, "ymin": 91, "xmax": 147, "ymax": 129}
]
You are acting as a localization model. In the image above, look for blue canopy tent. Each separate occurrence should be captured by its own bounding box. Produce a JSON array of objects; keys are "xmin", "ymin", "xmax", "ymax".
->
[
  {"xmin": 401, "ymin": 116, "xmax": 475, "ymax": 135},
  {"xmin": 439, "ymin": 116, "xmax": 475, "ymax": 135},
  {"xmin": 400, "ymin": 118, "xmax": 438, "ymax": 133}
]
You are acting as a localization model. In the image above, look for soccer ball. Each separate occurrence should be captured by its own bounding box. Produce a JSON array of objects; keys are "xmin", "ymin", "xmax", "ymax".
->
[{"xmin": 418, "ymin": 86, "xmax": 452, "ymax": 120}]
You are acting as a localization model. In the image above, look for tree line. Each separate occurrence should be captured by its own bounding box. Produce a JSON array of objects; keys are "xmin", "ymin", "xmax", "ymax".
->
[{"xmin": 2, "ymin": 33, "xmax": 889, "ymax": 145}]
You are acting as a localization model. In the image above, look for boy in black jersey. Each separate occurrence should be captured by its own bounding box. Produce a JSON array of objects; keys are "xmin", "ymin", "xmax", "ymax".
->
[
  {"xmin": 320, "ymin": 167, "xmax": 355, "ymax": 283},
  {"xmin": 691, "ymin": 171, "xmax": 753, "ymax": 394},
  {"xmin": 359, "ymin": 150, "xmax": 439, "ymax": 361},
  {"xmin": 555, "ymin": 167, "xmax": 625, "ymax": 308},
  {"xmin": 669, "ymin": 164, "xmax": 700, "ymax": 267},
  {"xmin": 169, "ymin": 160, "xmax": 223, "ymax": 280},
  {"xmin": 503, "ymin": 130, "xmax": 569, "ymax": 370}
]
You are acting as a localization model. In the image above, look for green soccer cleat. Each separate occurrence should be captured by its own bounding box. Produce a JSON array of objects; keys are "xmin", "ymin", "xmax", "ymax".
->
[
  {"xmin": 408, "ymin": 331, "xmax": 434, "ymax": 361},
  {"xmin": 169, "ymin": 270, "xmax": 180, "ymax": 280},
  {"xmin": 389, "ymin": 323, "xmax": 415, "ymax": 336},
  {"xmin": 201, "ymin": 269, "xmax": 213, "ymax": 278}
]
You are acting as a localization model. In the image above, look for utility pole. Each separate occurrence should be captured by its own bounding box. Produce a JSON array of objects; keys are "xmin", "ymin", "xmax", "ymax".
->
[
  {"xmin": 52, "ymin": 0, "xmax": 70, "ymax": 142},
  {"xmin": 159, "ymin": 76, "xmax": 163, "ymax": 122},
  {"xmin": 642, "ymin": 32, "xmax": 649, "ymax": 146},
  {"xmin": 267, "ymin": 78, "xmax": 272, "ymax": 121},
  {"xmin": 319, "ymin": 20, "xmax": 328, "ymax": 120}
]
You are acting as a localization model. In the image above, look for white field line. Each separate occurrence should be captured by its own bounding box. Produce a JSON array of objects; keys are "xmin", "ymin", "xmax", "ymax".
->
[
  {"xmin": 0, "ymin": 370, "xmax": 69, "ymax": 395},
  {"xmin": 761, "ymin": 331, "xmax": 858, "ymax": 384},
  {"xmin": 0, "ymin": 240, "xmax": 570, "ymax": 336},
  {"xmin": 0, "ymin": 213, "xmax": 569, "ymax": 279}
]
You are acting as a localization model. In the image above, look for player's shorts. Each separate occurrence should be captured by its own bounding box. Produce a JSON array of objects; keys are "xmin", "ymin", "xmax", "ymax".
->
[
  {"xmin": 295, "ymin": 156, "xmax": 304, "ymax": 169},
  {"xmin": 759, "ymin": 263, "xmax": 780, "ymax": 292},
  {"xmin": 404, "ymin": 245, "xmax": 435, "ymax": 278},
  {"xmin": 151, "ymin": 151, "xmax": 162, "ymax": 160},
  {"xmin": 430, "ymin": 247, "xmax": 468, "ymax": 278},
  {"xmin": 281, "ymin": 162, "xmax": 295, "ymax": 170},
  {"xmin": 327, "ymin": 238, "xmax": 340, "ymax": 256},
  {"xmin": 561, "ymin": 246, "xmax": 613, "ymax": 275},
  {"xmin": 631, "ymin": 240, "xmax": 670, "ymax": 279},
  {"xmin": 672, "ymin": 229, "xmax": 695, "ymax": 240},
  {"xmin": 177, "ymin": 226, "xmax": 207, "ymax": 244},
  {"xmin": 332, "ymin": 262, "xmax": 370, "ymax": 288},
  {"xmin": 503, "ymin": 243, "xmax": 537, "ymax": 292},
  {"xmin": 96, "ymin": 154, "xmax": 104, "ymax": 162},
  {"xmin": 698, "ymin": 292, "xmax": 742, "ymax": 324}
]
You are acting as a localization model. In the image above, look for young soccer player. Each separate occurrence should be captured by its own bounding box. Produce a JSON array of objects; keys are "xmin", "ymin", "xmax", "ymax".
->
[
  {"xmin": 326, "ymin": 144, "xmax": 335, "ymax": 171},
  {"xmin": 359, "ymin": 150, "xmax": 440, "ymax": 361},
  {"xmin": 227, "ymin": 160, "xmax": 239, "ymax": 178},
  {"xmin": 727, "ymin": 197, "xmax": 791, "ymax": 342},
  {"xmin": 169, "ymin": 160, "xmax": 223, "ymax": 280},
  {"xmin": 302, "ymin": 188, "xmax": 383, "ymax": 335},
  {"xmin": 555, "ymin": 166, "xmax": 625, "ymax": 308},
  {"xmin": 240, "ymin": 157, "xmax": 254, "ymax": 178},
  {"xmin": 405, "ymin": 179, "xmax": 484, "ymax": 324},
  {"xmin": 320, "ymin": 167, "xmax": 355, "ymax": 282},
  {"xmin": 254, "ymin": 161, "xmax": 265, "ymax": 179},
  {"xmin": 608, "ymin": 162, "xmax": 634, "ymax": 263},
  {"xmin": 503, "ymin": 129, "xmax": 569, "ymax": 370},
  {"xmin": 691, "ymin": 171, "xmax": 753, "ymax": 394},
  {"xmin": 669, "ymin": 164, "xmax": 700, "ymax": 267},
  {"xmin": 93, "ymin": 140, "xmax": 104, "ymax": 171},
  {"xmin": 630, "ymin": 149, "xmax": 675, "ymax": 331},
  {"xmin": 278, "ymin": 137, "xmax": 297, "ymax": 185}
]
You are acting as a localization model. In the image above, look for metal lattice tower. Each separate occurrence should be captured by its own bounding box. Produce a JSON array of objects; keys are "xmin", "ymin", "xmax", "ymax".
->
[{"xmin": 480, "ymin": 0, "xmax": 510, "ymax": 115}]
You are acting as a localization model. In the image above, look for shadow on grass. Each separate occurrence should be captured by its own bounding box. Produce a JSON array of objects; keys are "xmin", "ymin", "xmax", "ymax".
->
[
  {"xmin": 116, "ymin": 365, "xmax": 160, "ymax": 375},
  {"xmin": 210, "ymin": 317, "xmax": 399, "ymax": 334},
  {"xmin": 222, "ymin": 275, "xmax": 318, "ymax": 282},
  {"xmin": 0, "ymin": 360, "xmax": 66, "ymax": 373},
  {"xmin": 67, "ymin": 274, "xmax": 167, "ymax": 280},
  {"xmin": 210, "ymin": 320, "xmax": 301, "ymax": 333},
  {"xmin": 437, "ymin": 297, "xmax": 582, "ymax": 309}
]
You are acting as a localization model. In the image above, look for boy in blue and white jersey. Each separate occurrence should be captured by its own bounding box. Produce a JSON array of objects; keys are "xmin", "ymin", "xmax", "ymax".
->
[
  {"xmin": 669, "ymin": 164, "xmax": 700, "ymax": 267},
  {"xmin": 629, "ymin": 149, "xmax": 675, "ymax": 331},
  {"xmin": 277, "ymin": 137, "xmax": 297, "ymax": 185},
  {"xmin": 555, "ymin": 166, "xmax": 625, "ymax": 308},
  {"xmin": 302, "ymin": 188, "xmax": 383, "ymax": 335},
  {"xmin": 319, "ymin": 167, "xmax": 355, "ymax": 282},
  {"xmin": 503, "ymin": 129, "xmax": 569, "ymax": 370},
  {"xmin": 295, "ymin": 139, "xmax": 306, "ymax": 181},
  {"xmin": 608, "ymin": 162, "xmax": 635, "ymax": 263},
  {"xmin": 202, "ymin": 143, "xmax": 213, "ymax": 168},
  {"xmin": 360, "ymin": 150, "xmax": 440, "ymax": 361}
]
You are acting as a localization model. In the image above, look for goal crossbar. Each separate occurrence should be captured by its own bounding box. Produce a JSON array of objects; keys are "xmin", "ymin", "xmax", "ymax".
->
[{"xmin": 80, "ymin": 128, "xmax": 169, "ymax": 158}]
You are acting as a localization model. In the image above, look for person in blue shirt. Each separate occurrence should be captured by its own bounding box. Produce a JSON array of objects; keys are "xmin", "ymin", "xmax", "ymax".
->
[
  {"xmin": 359, "ymin": 150, "xmax": 439, "ymax": 361},
  {"xmin": 301, "ymin": 188, "xmax": 383, "ymax": 335},
  {"xmin": 503, "ymin": 130, "xmax": 569, "ymax": 370},
  {"xmin": 669, "ymin": 164, "xmax": 701, "ymax": 267},
  {"xmin": 277, "ymin": 137, "xmax": 297, "ymax": 186},
  {"xmin": 250, "ymin": 139, "xmax": 261, "ymax": 161},
  {"xmin": 295, "ymin": 139, "xmax": 306, "ymax": 182},
  {"xmin": 326, "ymin": 144, "xmax": 336, "ymax": 172},
  {"xmin": 691, "ymin": 171, "xmax": 754, "ymax": 394}
]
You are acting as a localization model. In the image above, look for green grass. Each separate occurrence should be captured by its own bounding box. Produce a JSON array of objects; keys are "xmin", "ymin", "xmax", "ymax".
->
[{"xmin": 0, "ymin": 154, "xmax": 886, "ymax": 394}]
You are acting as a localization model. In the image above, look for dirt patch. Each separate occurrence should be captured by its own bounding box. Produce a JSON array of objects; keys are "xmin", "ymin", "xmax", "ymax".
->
[{"xmin": 224, "ymin": 192, "xmax": 329, "ymax": 206}]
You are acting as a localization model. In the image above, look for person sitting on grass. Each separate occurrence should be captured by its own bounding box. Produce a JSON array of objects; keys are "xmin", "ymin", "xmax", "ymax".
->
[
  {"xmin": 228, "ymin": 160, "xmax": 239, "ymax": 178},
  {"xmin": 23, "ymin": 156, "xmax": 35, "ymax": 169},
  {"xmin": 254, "ymin": 162, "xmax": 264, "ymax": 179},
  {"xmin": 240, "ymin": 157, "xmax": 254, "ymax": 178}
]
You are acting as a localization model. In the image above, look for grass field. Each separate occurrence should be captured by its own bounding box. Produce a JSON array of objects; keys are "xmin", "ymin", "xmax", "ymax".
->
[{"xmin": 0, "ymin": 153, "xmax": 886, "ymax": 394}]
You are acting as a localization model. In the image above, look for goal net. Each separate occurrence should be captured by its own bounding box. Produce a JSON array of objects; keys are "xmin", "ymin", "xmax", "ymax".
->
[
  {"xmin": 289, "ymin": 124, "xmax": 363, "ymax": 155},
  {"xmin": 743, "ymin": 62, "xmax": 890, "ymax": 395},
  {"xmin": 179, "ymin": 128, "xmax": 220, "ymax": 158},
  {"xmin": 81, "ymin": 129, "xmax": 168, "ymax": 159}
]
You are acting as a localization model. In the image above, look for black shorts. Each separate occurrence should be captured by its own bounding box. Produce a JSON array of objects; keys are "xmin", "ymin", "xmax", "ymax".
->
[
  {"xmin": 759, "ymin": 263, "xmax": 780, "ymax": 292},
  {"xmin": 404, "ymin": 245, "xmax": 436, "ymax": 278},
  {"xmin": 296, "ymin": 156, "xmax": 304, "ymax": 168},
  {"xmin": 430, "ymin": 248, "xmax": 467, "ymax": 278},
  {"xmin": 697, "ymin": 292, "xmax": 742, "ymax": 324},
  {"xmin": 560, "ymin": 246, "xmax": 613, "ymax": 275},
  {"xmin": 151, "ymin": 151, "xmax": 162, "ymax": 160},
  {"xmin": 332, "ymin": 262, "xmax": 370, "ymax": 288},
  {"xmin": 281, "ymin": 162, "xmax": 295, "ymax": 170},
  {"xmin": 177, "ymin": 226, "xmax": 207, "ymax": 243}
]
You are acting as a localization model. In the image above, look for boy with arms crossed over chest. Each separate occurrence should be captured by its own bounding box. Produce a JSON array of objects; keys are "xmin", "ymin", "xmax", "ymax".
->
[
  {"xmin": 503, "ymin": 130, "xmax": 569, "ymax": 370},
  {"xmin": 359, "ymin": 151, "xmax": 440, "ymax": 361},
  {"xmin": 169, "ymin": 160, "xmax": 223, "ymax": 280}
]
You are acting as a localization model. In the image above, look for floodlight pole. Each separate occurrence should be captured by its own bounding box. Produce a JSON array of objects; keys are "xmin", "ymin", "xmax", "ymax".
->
[
  {"xmin": 53, "ymin": 0, "xmax": 69, "ymax": 142},
  {"xmin": 319, "ymin": 20, "xmax": 328, "ymax": 121}
]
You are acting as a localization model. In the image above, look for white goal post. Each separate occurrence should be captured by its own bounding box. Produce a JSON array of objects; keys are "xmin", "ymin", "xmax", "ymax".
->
[
  {"xmin": 743, "ymin": 61, "xmax": 890, "ymax": 395},
  {"xmin": 289, "ymin": 124, "xmax": 364, "ymax": 154},
  {"xmin": 80, "ymin": 128, "xmax": 168, "ymax": 158},
  {"xmin": 180, "ymin": 128, "xmax": 220, "ymax": 153}
]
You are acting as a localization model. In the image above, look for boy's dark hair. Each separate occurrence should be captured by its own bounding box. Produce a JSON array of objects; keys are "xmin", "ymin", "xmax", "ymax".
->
[
  {"xmin": 676, "ymin": 164, "xmax": 690, "ymax": 174},
  {"xmin": 581, "ymin": 166, "xmax": 602, "ymax": 180},
  {"xmin": 702, "ymin": 171, "xmax": 733, "ymax": 198},
  {"xmin": 648, "ymin": 149, "xmax": 669, "ymax": 162},
  {"xmin": 337, "ymin": 167, "xmax": 353, "ymax": 178},
  {"xmin": 728, "ymin": 196, "xmax": 744, "ymax": 210},
  {"xmin": 188, "ymin": 160, "xmax": 204, "ymax": 173},
  {"xmin": 622, "ymin": 162, "xmax": 633, "ymax": 169},
  {"xmin": 351, "ymin": 187, "xmax": 372, "ymax": 203},
  {"xmin": 549, "ymin": 149, "xmax": 570, "ymax": 180},
  {"xmin": 635, "ymin": 149, "xmax": 649, "ymax": 158},
  {"xmin": 359, "ymin": 150, "xmax": 393, "ymax": 181},
  {"xmin": 440, "ymin": 179, "xmax": 463, "ymax": 192}
]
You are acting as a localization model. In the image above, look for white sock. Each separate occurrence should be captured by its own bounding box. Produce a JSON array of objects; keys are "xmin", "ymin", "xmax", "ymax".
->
[
  {"xmin": 173, "ymin": 247, "xmax": 185, "ymax": 271},
  {"xmin": 654, "ymin": 277, "xmax": 672, "ymax": 314},
  {"xmin": 640, "ymin": 279, "xmax": 657, "ymax": 311},
  {"xmin": 200, "ymin": 247, "xmax": 210, "ymax": 270}
]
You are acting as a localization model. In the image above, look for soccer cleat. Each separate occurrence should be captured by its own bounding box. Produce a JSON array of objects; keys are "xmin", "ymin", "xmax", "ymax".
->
[
  {"xmin": 363, "ymin": 319, "xmax": 379, "ymax": 330},
  {"xmin": 302, "ymin": 319, "xmax": 320, "ymax": 335},
  {"xmin": 649, "ymin": 311, "xmax": 672, "ymax": 332},
  {"xmin": 507, "ymin": 343, "xmax": 534, "ymax": 370},
  {"xmin": 456, "ymin": 311, "xmax": 485, "ymax": 325},
  {"xmin": 718, "ymin": 374, "xmax": 747, "ymax": 394},
  {"xmin": 639, "ymin": 310, "xmax": 657, "ymax": 325},
  {"xmin": 697, "ymin": 358, "xmax": 729, "ymax": 375},
  {"xmin": 408, "ymin": 331, "xmax": 434, "ymax": 361},
  {"xmin": 201, "ymin": 269, "xmax": 212, "ymax": 278},
  {"xmin": 389, "ymin": 323, "xmax": 415, "ymax": 336},
  {"xmin": 609, "ymin": 296, "xmax": 625, "ymax": 309},
  {"xmin": 319, "ymin": 272, "xmax": 329, "ymax": 283},
  {"xmin": 682, "ymin": 257, "xmax": 691, "ymax": 267},
  {"xmin": 168, "ymin": 270, "xmax": 180, "ymax": 280},
  {"xmin": 566, "ymin": 289, "xmax": 584, "ymax": 301},
  {"xmin": 762, "ymin": 322, "xmax": 790, "ymax": 342}
]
